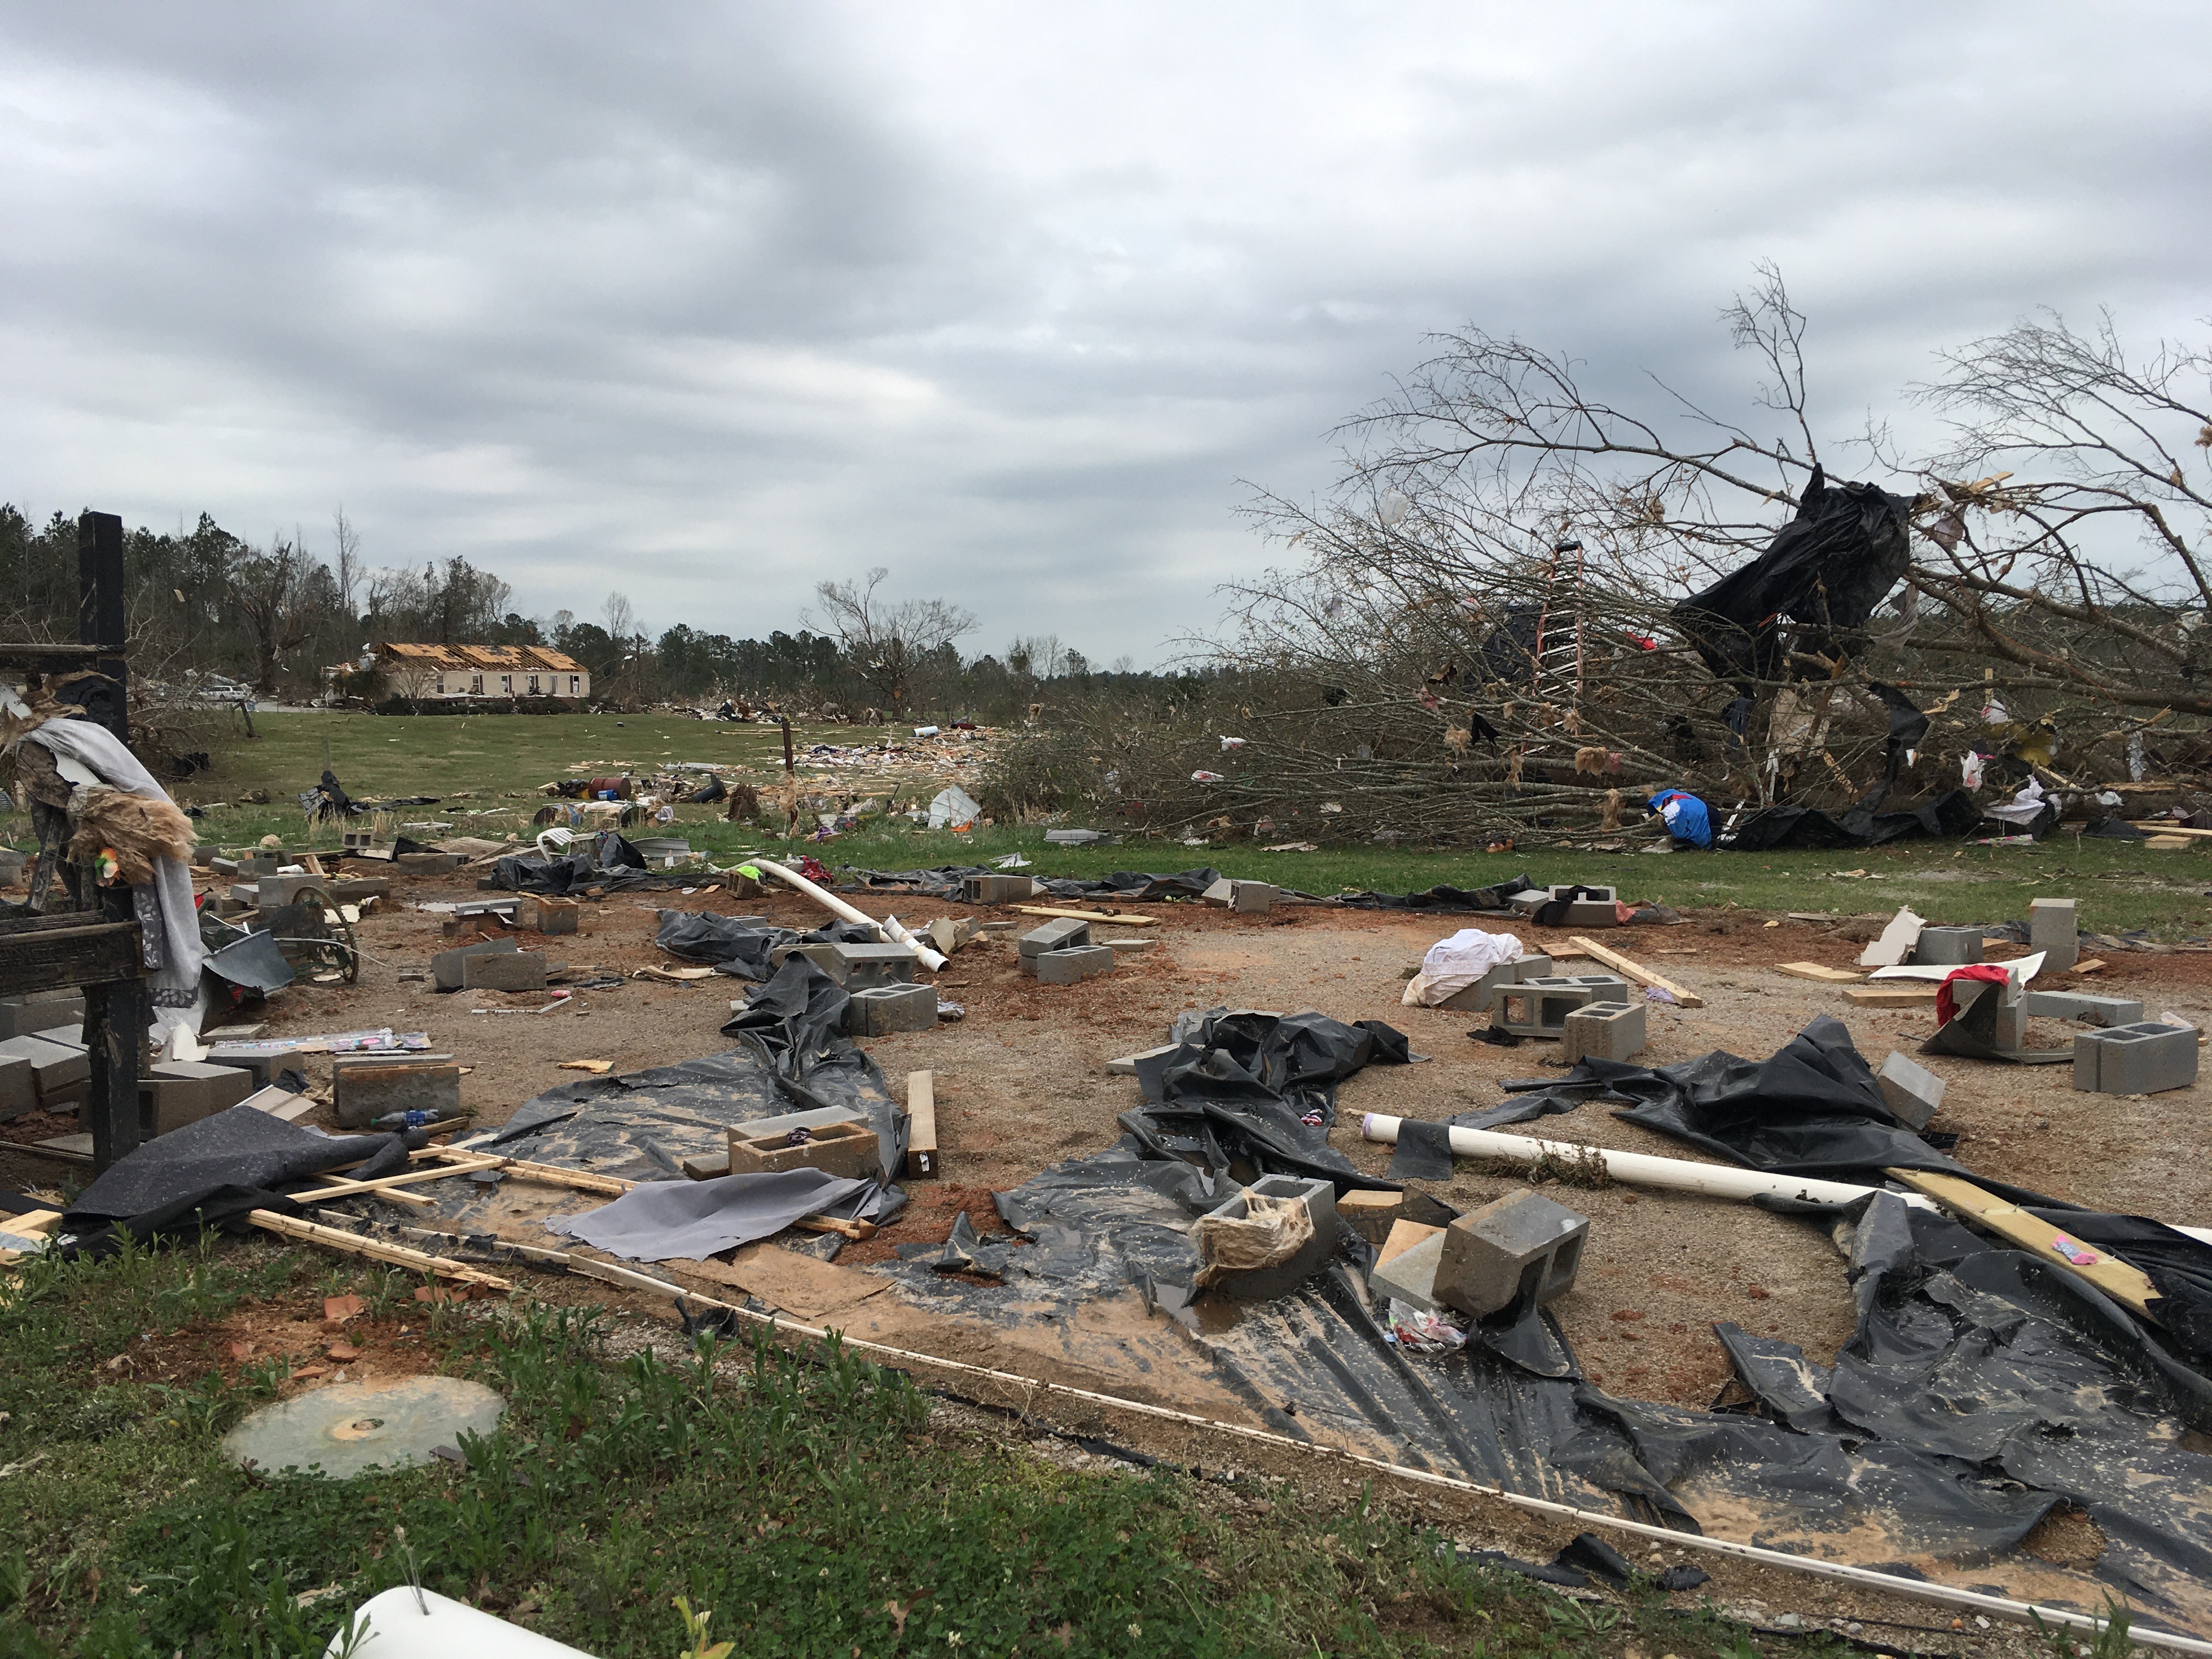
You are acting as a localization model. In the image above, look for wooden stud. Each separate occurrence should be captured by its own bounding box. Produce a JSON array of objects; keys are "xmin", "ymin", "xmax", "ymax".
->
[
  {"xmin": 1886, "ymin": 1169, "xmax": 2160, "ymax": 1323},
  {"xmin": 906, "ymin": 1070, "xmax": 938, "ymax": 1180},
  {"xmin": 1566, "ymin": 935, "xmax": 1704, "ymax": 1008},
  {"xmin": 247, "ymin": 1209, "xmax": 512, "ymax": 1290},
  {"xmin": 1776, "ymin": 961, "xmax": 1861, "ymax": 984},
  {"xmin": 1843, "ymin": 985, "xmax": 1940, "ymax": 1007},
  {"xmin": 1013, "ymin": 905, "xmax": 1158, "ymax": 926}
]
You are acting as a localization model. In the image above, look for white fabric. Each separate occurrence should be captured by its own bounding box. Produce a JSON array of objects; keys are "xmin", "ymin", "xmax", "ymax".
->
[
  {"xmin": 1984, "ymin": 778, "xmax": 2047, "ymax": 826},
  {"xmin": 10, "ymin": 717, "xmax": 205, "ymax": 1039},
  {"xmin": 926, "ymin": 785, "xmax": 981, "ymax": 829},
  {"xmin": 1417, "ymin": 928, "xmax": 1526, "ymax": 1005}
]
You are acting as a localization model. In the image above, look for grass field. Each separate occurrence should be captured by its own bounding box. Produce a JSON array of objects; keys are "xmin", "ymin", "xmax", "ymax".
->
[
  {"xmin": 0, "ymin": 1242, "xmax": 1822, "ymax": 1657},
  {"xmin": 9, "ymin": 710, "xmax": 2209, "ymax": 936}
]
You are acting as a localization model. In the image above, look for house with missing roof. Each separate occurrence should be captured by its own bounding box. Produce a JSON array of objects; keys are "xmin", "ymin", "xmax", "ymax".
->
[{"xmin": 363, "ymin": 642, "xmax": 592, "ymax": 701}]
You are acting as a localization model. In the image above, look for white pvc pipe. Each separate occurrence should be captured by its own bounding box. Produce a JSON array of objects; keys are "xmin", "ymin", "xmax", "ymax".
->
[
  {"xmin": 747, "ymin": 856, "xmax": 944, "ymax": 972},
  {"xmin": 882, "ymin": 913, "xmax": 949, "ymax": 973},
  {"xmin": 328, "ymin": 1587, "xmax": 596, "ymax": 1656},
  {"xmin": 1360, "ymin": 1114, "xmax": 1937, "ymax": 1211}
]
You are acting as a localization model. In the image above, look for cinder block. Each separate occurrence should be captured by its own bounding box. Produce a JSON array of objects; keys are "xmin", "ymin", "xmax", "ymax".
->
[
  {"xmin": 1195, "ymin": 1175, "xmax": 1337, "ymax": 1299},
  {"xmin": 1489, "ymin": 975, "xmax": 1632, "ymax": 1039},
  {"xmin": 240, "ymin": 854, "xmax": 282, "ymax": 877},
  {"xmin": 462, "ymin": 951, "xmax": 548, "ymax": 992},
  {"xmin": 202, "ymin": 1047, "xmax": 279, "ymax": 1089},
  {"xmin": 1017, "ymin": 917, "xmax": 1091, "ymax": 957},
  {"xmin": 141, "ymin": 1060, "xmax": 255, "ymax": 1137},
  {"xmin": 250, "ymin": 872, "xmax": 325, "ymax": 908},
  {"xmin": 1912, "ymin": 926, "xmax": 1984, "ymax": 966},
  {"xmin": 826, "ymin": 942, "xmax": 918, "ymax": 990},
  {"xmin": 1339, "ymin": 1188, "xmax": 1405, "ymax": 1245},
  {"xmin": 1201, "ymin": 878, "xmax": 1235, "ymax": 906},
  {"xmin": 960, "ymin": 874, "xmax": 1037, "ymax": 904},
  {"xmin": 432, "ymin": 936, "xmax": 519, "ymax": 990},
  {"xmin": 0, "ymin": 1036, "xmax": 89, "ymax": 1100},
  {"xmin": 846, "ymin": 982, "xmax": 938, "ymax": 1035},
  {"xmin": 1107, "ymin": 1043, "xmax": 1180, "ymax": 1076},
  {"xmin": 332, "ymin": 1060, "xmax": 462, "ymax": 1128},
  {"xmin": 1438, "ymin": 955, "xmax": 1553, "ymax": 1014},
  {"xmin": 1435, "ymin": 1189, "xmax": 1589, "ymax": 1319},
  {"xmin": 2073, "ymin": 1022, "xmax": 2199, "ymax": 1095},
  {"xmin": 326, "ymin": 876, "xmax": 391, "ymax": 906},
  {"xmin": 0, "ymin": 1055, "xmax": 35, "ymax": 1121},
  {"xmin": 1101, "ymin": 937, "xmax": 1154, "ymax": 955},
  {"xmin": 1229, "ymin": 881, "xmax": 1274, "ymax": 915},
  {"xmin": 727, "ymin": 1118, "xmax": 879, "ymax": 1180},
  {"xmin": 1560, "ymin": 1000, "xmax": 1646, "ymax": 1063},
  {"xmin": 0, "ymin": 993, "xmax": 85, "ymax": 1040},
  {"xmin": 1035, "ymin": 945, "xmax": 1114, "ymax": 985},
  {"xmin": 1368, "ymin": 1222, "xmax": 1446, "ymax": 1310},
  {"xmin": 517, "ymin": 895, "xmax": 580, "ymax": 934},
  {"xmin": 241, "ymin": 1085, "xmax": 318, "ymax": 1123},
  {"xmin": 395, "ymin": 852, "xmax": 466, "ymax": 874},
  {"xmin": 2029, "ymin": 898, "xmax": 2079, "ymax": 972},
  {"xmin": 2021, "ymin": 990, "xmax": 2145, "ymax": 1028},
  {"xmin": 1875, "ymin": 1051, "xmax": 1946, "ymax": 1129}
]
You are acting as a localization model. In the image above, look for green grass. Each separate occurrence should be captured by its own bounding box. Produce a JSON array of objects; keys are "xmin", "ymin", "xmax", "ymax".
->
[
  {"xmin": 0, "ymin": 1242, "xmax": 1838, "ymax": 1657},
  {"xmin": 10, "ymin": 709, "xmax": 2208, "ymax": 937}
]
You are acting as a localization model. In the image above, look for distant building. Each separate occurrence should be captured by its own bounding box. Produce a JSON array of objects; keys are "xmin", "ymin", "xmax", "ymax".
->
[{"xmin": 368, "ymin": 643, "xmax": 591, "ymax": 701}]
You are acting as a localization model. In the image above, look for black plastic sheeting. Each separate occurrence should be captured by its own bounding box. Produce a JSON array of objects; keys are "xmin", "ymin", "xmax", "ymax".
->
[
  {"xmin": 59, "ymin": 1105, "xmax": 408, "ymax": 1252},
  {"xmin": 1720, "ymin": 789, "xmax": 1981, "ymax": 852},
  {"xmin": 850, "ymin": 866, "xmax": 1227, "ymax": 904},
  {"xmin": 1331, "ymin": 876, "xmax": 1536, "ymax": 914},
  {"xmin": 488, "ymin": 833, "xmax": 695, "ymax": 895},
  {"xmin": 653, "ymin": 911, "xmax": 876, "ymax": 982}
]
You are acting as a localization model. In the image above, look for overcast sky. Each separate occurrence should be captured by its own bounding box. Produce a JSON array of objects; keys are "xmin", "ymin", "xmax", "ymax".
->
[{"xmin": 4, "ymin": 4, "xmax": 2208, "ymax": 667}]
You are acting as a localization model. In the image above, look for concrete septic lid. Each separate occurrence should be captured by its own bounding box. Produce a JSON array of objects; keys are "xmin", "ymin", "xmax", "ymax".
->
[{"xmin": 222, "ymin": 1376, "xmax": 505, "ymax": 1479}]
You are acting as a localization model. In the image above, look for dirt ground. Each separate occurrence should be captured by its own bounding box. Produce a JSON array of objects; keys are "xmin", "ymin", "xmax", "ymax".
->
[{"xmin": 8, "ymin": 867, "xmax": 2210, "ymax": 1644}]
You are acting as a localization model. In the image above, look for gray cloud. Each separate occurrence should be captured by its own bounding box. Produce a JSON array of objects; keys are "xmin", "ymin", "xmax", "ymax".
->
[{"xmin": 3, "ymin": 3, "xmax": 2208, "ymax": 664}]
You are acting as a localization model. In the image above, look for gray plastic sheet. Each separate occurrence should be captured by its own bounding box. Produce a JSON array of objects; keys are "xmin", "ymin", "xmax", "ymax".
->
[{"xmin": 544, "ymin": 1170, "xmax": 868, "ymax": 1262}]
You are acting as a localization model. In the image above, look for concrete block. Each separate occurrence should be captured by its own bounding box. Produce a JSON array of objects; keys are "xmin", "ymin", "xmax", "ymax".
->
[
  {"xmin": 727, "ymin": 1118, "xmax": 880, "ymax": 1180},
  {"xmin": 1101, "ymin": 937, "xmax": 1154, "ymax": 955},
  {"xmin": 1338, "ymin": 1188, "xmax": 1404, "ymax": 1246},
  {"xmin": 240, "ymin": 854, "xmax": 282, "ymax": 877},
  {"xmin": 204, "ymin": 1023, "xmax": 268, "ymax": 1041},
  {"xmin": 461, "ymin": 951, "xmax": 548, "ymax": 992},
  {"xmin": 1229, "ymin": 881, "xmax": 1274, "ymax": 915},
  {"xmin": 826, "ymin": 942, "xmax": 918, "ymax": 990},
  {"xmin": 2021, "ymin": 990, "xmax": 2145, "ymax": 1028},
  {"xmin": 0, "ymin": 992, "xmax": 85, "ymax": 1041},
  {"xmin": 241, "ymin": 1085, "xmax": 318, "ymax": 1123},
  {"xmin": 1560, "ymin": 897, "xmax": 1620, "ymax": 928},
  {"xmin": 31, "ymin": 1026, "xmax": 85, "ymax": 1052},
  {"xmin": 326, "ymin": 876, "xmax": 392, "ymax": 906},
  {"xmin": 1035, "ymin": 945, "xmax": 1115, "ymax": 985},
  {"xmin": 1435, "ymin": 1189, "xmax": 1590, "ymax": 1319},
  {"xmin": 1196, "ymin": 1175, "xmax": 1337, "ymax": 1299},
  {"xmin": 142, "ymin": 1060, "xmax": 256, "ymax": 1137},
  {"xmin": 960, "ymin": 874, "xmax": 1038, "ymax": 904},
  {"xmin": 1489, "ymin": 975, "xmax": 1632, "ymax": 1039},
  {"xmin": 1018, "ymin": 917, "xmax": 1091, "ymax": 957},
  {"xmin": 1560, "ymin": 1000, "xmax": 1646, "ymax": 1063},
  {"xmin": 1201, "ymin": 878, "xmax": 1235, "ymax": 906},
  {"xmin": 1437, "ymin": 955, "xmax": 1554, "ymax": 1014},
  {"xmin": 432, "ymin": 935, "xmax": 519, "ymax": 990},
  {"xmin": 202, "ymin": 1047, "xmax": 279, "ymax": 1089},
  {"xmin": 332, "ymin": 1060, "xmax": 462, "ymax": 1128},
  {"xmin": 1912, "ymin": 926, "xmax": 1984, "ymax": 966},
  {"xmin": 847, "ymin": 982, "xmax": 938, "ymax": 1036},
  {"xmin": 517, "ymin": 895, "xmax": 580, "ymax": 934},
  {"xmin": 395, "ymin": 852, "xmax": 466, "ymax": 874},
  {"xmin": 1368, "ymin": 1221, "xmax": 1445, "ymax": 1310},
  {"xmin": 1107, "ymin": 1043, "xmax": 1180, "ymax": 1076},
  {"xmin": 2029, "ymin": 898, "xmax": 2079, "ymax": 973},
  {"xmin": 1875, "ymin": 1051, "xmax": 1946, "ymax": 1129},
  {"xmin": 2073, "ymin": 1022, "xmax": 2199, "ymax": 1095},
  {"xmin": 0, "ymin": 1036, "xmax": 89, "ymax": 1099},
  {"xmin": 0, "ymin": 1054, "xmax": 35, "ymax": 1121},
  {"xmin": 252, "ymin": 872, "xmax": 328, "ymax": 908}
]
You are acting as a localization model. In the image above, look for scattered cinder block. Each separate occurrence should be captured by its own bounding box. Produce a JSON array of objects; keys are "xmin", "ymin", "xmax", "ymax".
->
[
  {"xmin": 2021, "ymin": 990, "xmax": 2144, "ymax": 1028},
  {"xmin": 141, "ymin": 1060, "xmax": 256, "ymax": 1137},
  {"xmin": 1035, "ymin": 945, "xmax": 1114, "ymax": 985},
  {"xmin": 2073, "ymin": 1022, "xmax": 2199, "ymax": 1096},
  {"xmin": 1201, "ymin": 878, "xmax": 1235, "ymax": 906},
  {"xmin": 432, "ymin": 936, "xmax": 520, "ymax": 990},
  {"xmin": 1435, "ymin": 1189, "xmax": 1590, "ymax": 1319},
  {"xmin": 462, "ymin": 951, "xmax": 548, "ymax": 992},
  {"xmin": 326, "ymin": 876, "xmax": 392, "ymax": 906},
  {"xmin": 249, "ymin": 872, "xmax": 325, "ymax": 909},
  {"xmin": 1912, "ymin": 926, "xmax": 1984, "ymax": 967},
  {"xmin": 2029, "ymin": 898, "xmax": 2079, "ymax": 973},
  {"xmin": 1438, "ymin": 955, "xmax": 1554, "ymax": 1014},
  {"xmin": 0, "ymin": 992, "xmax": 86, "ymax": 1041},
  {"xmin": 1558, "ymin": 888, "xmax": 1620, "ymax": 928},
  {"xmin": 0, "ymin": 1036, "xmax": 90, "ymax": 1102},
  {"xmin": 1875, "ymin": 1051, "xmax": 1946, "ymax": 1129},
  {"xmin": 727, "ymin": 1118, "xmax": 880, "ymax": 1180},
  {"xmin": 1229, "ymin": 881, "xmax": 1274, "ymax": 915},
  {"xmin": 0, "ymin": 1054, "xmax": 35, "ymax": 1121},
  {"xmin": 332, "ymin": 1059, "xmax": 461, "ymax": 1128},
  {"xmin": 239, "ymin": 854, "xmax": 283, "ymax": 877},
  {"xmin": 847, "ymin": 982, "xmax": 938, "ymax": 1036},
  {"xmin": 1339, "ymin": 1188, "xmax": 1405, "ymax": 1246},
  {"xmin": 395, "ymin": 852, "xmax": 466, "ymax": 874},
  {"xmin": 1101, "ymin": 937, "xmax": 1154, "ymax": 955},
  {"xmin": 204, "ymin": 1023, "xmax": 268, "ymax": 1042},
  {"xmin": 1368, "ymin": 1221, "xmax": 1446, "ymax": 1310},
  {"xmin": 1560, "ymin": 1000, "xmax": 1646, "ymax": 1063},
  {"xmin": 202, "ymin": 1047, "xmax": 279, "ymax": 1089},
  {"xmin": 241, "ymin": 1085, "xmax": 318, "ymax": 1124},
  {"xmin": 1490, "ymin": 975, "xmax": 1632, "ymax": 1039},
  {"xmin": 1107, "ymin": 1043, "xmax": 1180, "ymax": 1076},
  {"xmin": 826, "ymin": 942, "xmax": 918, "ymax": 990},
  {"xmin": 1195, "ymin": 1175, "xmax": 1338, "ymax": 1299},
  {"xmin": 517, "ymin": 895, "xmax": 580, "ymax": 934},
  {"xmin": 960, "ymin": 874, "xmax": 1038, "ymax": 904},
  {"xmin": 1018, "ymin": 916, "xmax": 1091, "ymax": 956}
]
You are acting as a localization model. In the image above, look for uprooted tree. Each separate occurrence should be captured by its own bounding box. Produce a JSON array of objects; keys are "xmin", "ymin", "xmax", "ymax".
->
[{"xmin": 989, "ymin": 267, "xmax": 2212, "ymax": 847}]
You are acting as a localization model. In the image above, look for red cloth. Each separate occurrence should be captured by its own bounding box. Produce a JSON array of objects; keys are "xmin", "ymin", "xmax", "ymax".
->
[{"xmin": 1936, "ymin": 963, "xmax": 2010, "ymax": 1025}]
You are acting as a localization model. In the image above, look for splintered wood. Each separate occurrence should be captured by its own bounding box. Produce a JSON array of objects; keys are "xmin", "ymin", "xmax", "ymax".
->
[{"xmin": 1566, "ymin": 936, "xmax": 1703, "ymax": 1008}]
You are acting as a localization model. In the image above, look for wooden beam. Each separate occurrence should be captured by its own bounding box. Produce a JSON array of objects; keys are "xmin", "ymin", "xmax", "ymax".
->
[
  {"xmin": 421, "ymin": 1147, "xmax": 631, "ymax": 1195},
  {"xmin": 1842, "ymin": 985, "xmax": 1939, "ymax": 1007},
  {"xmin": 1887, "ymin": 1169, "xmax": 2160, "ymax": 1323},
  {"xmin": 1014, "ymin": 905, "xmax": 1158, "ymax": 927},
  {"xmin": 247, "ymin": 1209, "xmax": 511, "ymax": 1290},
  {"xmin": 0, "ymin": 919, "xmax": 142, "ymax": 999},
  {"xmin": 300, "ymin": 1158, "xmax": 501, "ymax": 1203},
  {"xmin": 905, "ymin": 1070, "xmax": 938, "ymax": 1180},
  {"xmin": 1776, "ymin": 961, "xmax": 1862, "ymax": 984},
  {"xmin": 1565, "ymin": 935, "xmax": 1703, "ymax": 1008}
]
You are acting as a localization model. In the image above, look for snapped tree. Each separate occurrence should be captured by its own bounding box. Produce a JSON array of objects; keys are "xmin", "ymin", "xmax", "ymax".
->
[{"xmin": 808, "ymin": 568, "xmax": 977, "ymax": 715}]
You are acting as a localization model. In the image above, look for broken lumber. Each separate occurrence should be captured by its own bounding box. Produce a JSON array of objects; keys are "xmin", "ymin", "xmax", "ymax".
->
[
  {"xmin": 1842, "ymin": 985, "xmax": 1939, "ymax": 1007},
  {"xmin": 1014, "ymin": 905, "xmax": 1158, "ymax": 926},
  {"xmin": 1565, "ymin": 935, "xmax": 1703, "ymax": 1008},
  {"xmin": 1886, "ymin": 1169, "xmax": 2160, "ymax": 1322},
  {"xmin": 299, "ymin": 1157, "xmax": 503, "ymax": 1203},
  {"xmin": 422, "ymin": 1147, "xmax": 630, "ymax": 1195},
  {"xmin": 248, "ymin": 1209, "xmax": 512, "ymax": 1290},
  {"xmin": 1776, "ymin": 962, "xmax": 1861, "ymax": 984},
  {"xmin": 905, "ymin": 1070, "xmax": 938, "ymax": 1180}
]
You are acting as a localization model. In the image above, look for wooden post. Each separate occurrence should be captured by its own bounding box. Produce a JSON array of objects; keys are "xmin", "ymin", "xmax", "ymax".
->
[
  {"xmin": 83, "ymin": 886, "xmax": 143, "ymax": 1172},
  {"xmin": 905, "ymin": 1070, "xmax": 938, "ymax": 1179},
  {"xmin": 75, "ymin": 510, "xmax": 128, "ymax": 744}
]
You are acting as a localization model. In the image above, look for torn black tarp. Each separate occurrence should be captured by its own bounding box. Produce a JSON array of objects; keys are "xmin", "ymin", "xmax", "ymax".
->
[
  {"xmin": 1720, "ymin": 789, "xmax": 1980, "ymax": 852},
  {"xmin": 60, "ymin": 1104, "xmax": 407, "ymax": 1250},
  {"xmin": 1330, "ymin": 876, "xmax": 1537, "ymax": 915},
  {"xmin": 489, "ymin": 833, "xmax": 694, "ymax": 895},
  {"xmin": 850, "ymin": 866, "xmax": 1226, "ymax": 904},
  {"xmin": 655, "ymin": 911, "xmax": 879, "ymax": 982}
]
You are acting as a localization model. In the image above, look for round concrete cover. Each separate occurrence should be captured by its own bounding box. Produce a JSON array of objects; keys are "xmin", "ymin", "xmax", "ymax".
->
[{"xmin": 222, "ymin": 1376, "xmax": 505, "ymax": 1479}]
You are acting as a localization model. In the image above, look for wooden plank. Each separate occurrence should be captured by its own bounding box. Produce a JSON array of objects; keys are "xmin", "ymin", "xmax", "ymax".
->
[
  {"xmin": 423, "ymin": 1148, "xmax": 630, "ymax": 1195},
  {"xmin": 2073, "ymin": 958, "xmax": 2108, "ymax": 975},
  {"xmin": 1843, "ymin": 985, "xmax": 1939, "ymax": 1007},
  {"xmin": 315, "ymin": 1172, "xmax": 434, "ymax": 1209},
  {"xmin": 0, "ymin": 920, "xmax": 142, "ymax": 998},
  {"xmin": 4, "ymin": 1210, "xmax": 63, "ymax": 1238},
  {"xmin": 905, "ymin": 1070, "xmax": 938, "ymax": 1180},
  {"xmin": 299, "ymin": 1158, "xmax": 501, "ymax": 1203},
  {"xmin": 2142, "ymin": 836, "xmax": 2193, "ymax": 850},
  {"xmin": 1887, "ymin": 1169, "xmax": 2160, "ymax": 1322},
  {"xmin": 247, "ymin": 1209, "xmax": 512, "ymax": 1289},
  {"xmin": 1013, "ymin": 905, "xmax": 1158, "ymax": 926},
  {"xmin": 2128, "ymin": 822, "xmax": 2212, "ymax": 838},
  {"xmin": 1776, "ymin": 961, "xmax": 1861, "ymax": 984},
  {"xmin": 1566, "ymin": 935, "xmax": 1703, "ymax": 1008}
]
